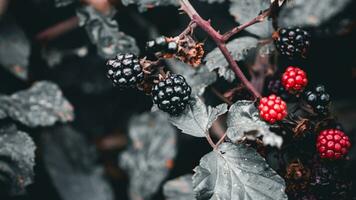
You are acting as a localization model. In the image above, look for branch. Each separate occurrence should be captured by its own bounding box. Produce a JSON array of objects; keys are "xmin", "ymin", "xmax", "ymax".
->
[
  {"xmin": 0, "ymin": 0, "xmax": 8, "ymax": 16},
  {"xmin": 216, "ymin": 43, "xmax": 261, "ymax": 98},
  {"xmin": 210, "ymin": 87, "xmax": 233, "ymax": 105},
  {"xmin": 178, "ymin": 21, "xmax": 197, "ymax": 39},
  {"xmin": 215, "ymin": 133, "xmax": 227, "ymax": 149},
  {"xmin": 222, "ymin": 8, "xmax": 272, "ymax": 42},
  {"xmin": 205, "ymin": 133, "xmax": 216, "ymax": 148},
  {"xmin": 36, "ymin": 16, "xmax": 79, "ymax": 42},
  {"xmin": 179, "ymin": 0, "xmax": 261, "ymax": 98}
]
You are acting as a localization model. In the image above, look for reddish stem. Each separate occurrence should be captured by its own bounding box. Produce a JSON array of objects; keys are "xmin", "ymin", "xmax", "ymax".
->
[
  {"xmin": 215, "ymin": 133, "xmax": 227, "ymax": 149},
  {"xmin": 205, "ymin": 133, "xmax": 216, "ymax": 149},
  {"xmin": 210, "ymin": 87, "xmax": 233, "ymax": 105},
  {"xmin": 180, "ymin": 0, "xmax": 261, "ymax": 98},
  {"xmin": 178, "ymin": 21, "xmax": 197, "ymax": 39},
  {"xmin": 222, "ymin": 9, "xmax": 271, "ymax": 42},
  {"xmin": 216, "ymin": 43, "xmax": 261, "ymax": 98},
  {"xmin": 36, "ymin": 16, "xmax": 79, "ymax": 42}
]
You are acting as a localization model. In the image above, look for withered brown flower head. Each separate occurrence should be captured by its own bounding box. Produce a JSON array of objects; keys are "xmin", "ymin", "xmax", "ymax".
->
[
  {"xmin": 293, "ymin": 118, "xmax": 311, "ymax": 138},
  {"xmin": 175, "ymin": 35, "xmax": 204, "ymax": 67},
  {"xmin": 285, "ymin": 160, "xmax": 311, "ymax": 193}
]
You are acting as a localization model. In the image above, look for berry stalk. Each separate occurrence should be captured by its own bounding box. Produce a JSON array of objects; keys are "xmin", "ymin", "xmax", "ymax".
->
[
  {"xmin": 179, "ymin": 0, "xmax": 261, "ymax": 99},
  {"xmin": 222, "ymin": 8, "xmax": 272, "ymax": 42}
]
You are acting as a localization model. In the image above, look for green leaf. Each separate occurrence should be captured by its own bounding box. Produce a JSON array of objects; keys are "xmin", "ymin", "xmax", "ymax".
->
[
  {"xmin": 226, "ymin": 100, "xmax": 283, "ymax": 148},
  {"xmin": 193, "ymin": 143, "xmax": 287, "ymax": 200},
  {"xmin": 169, "ymin": 97, "xmax": 227, "ymax": 137}
]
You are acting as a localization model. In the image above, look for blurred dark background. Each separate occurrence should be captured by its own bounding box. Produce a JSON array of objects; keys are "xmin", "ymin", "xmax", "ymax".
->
[{"xmin": 1, "ymin": 0, "xmax": 356, "ymax": 199}]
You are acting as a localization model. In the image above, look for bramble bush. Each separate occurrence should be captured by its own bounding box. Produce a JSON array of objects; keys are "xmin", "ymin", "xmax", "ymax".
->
[{"xmin": 0, "ymin": 0, "xmax": 355, "ymax": 200}]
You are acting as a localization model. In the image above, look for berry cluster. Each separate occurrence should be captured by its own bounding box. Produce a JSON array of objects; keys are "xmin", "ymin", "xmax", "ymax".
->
[
  {"xmin": 263, "ymin": 27, "xmax": 352, "ymax": 162},
  {"xmin": 152, "ymin": 74, "xmax": 191, "ymax": 116},
  {"xmin": 316, "ymin": 129, "xmax": 351, "ymax": 160},
  {"xmin": 258, "ymin": 94, "xmax": 288, "ymax": 124},
  {"xmin": 281, "ymin": 66, "xmax": 308, "ymax": 93},
  {"xmin": 274, "ymin": 27, "xmax": 311, "ymax": 58},
  {"xmin": 146, "ymin": 36, "xmax": 178, "ymax": 55},
  {"xmin": 105, "ymin": 52, "xmax": 191, "ymax": 116},
  {"xmin": 303, "ymin": 85, "xmax": 331, "ymax": 115},
  {"xmin": 106, "ymin": 53, "xmax": 144, "ymax": 89}
]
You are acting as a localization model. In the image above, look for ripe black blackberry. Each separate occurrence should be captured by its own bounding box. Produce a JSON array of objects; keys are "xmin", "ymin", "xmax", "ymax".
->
[
  {"xmin": 166, "ymin": 41, "xmax": 178, "ymax": 54},
  {"xmin": 303, "ymin": 85, "xmax": 331, "ymax": 115},
  {"xmin": 152, "ymin": 74, "xmax": 191, "ymax": 116},
  {"xmin": 274, "ymin": 27, "xmax": 311, "ymax": 58},
  {"xmin": 106, "ymin": 53, "xmax": 144, "ymax": 89},
  {"xmin": 146, "ymin": 36, "xmax": 178, "ymax": 54},
  {"xmin": 267, "ymin": 79, "xmax": 290, "ymax": 100},
  {"xmin": 309, "ymin": 162, "xmax": 352, "ymax": 200}
]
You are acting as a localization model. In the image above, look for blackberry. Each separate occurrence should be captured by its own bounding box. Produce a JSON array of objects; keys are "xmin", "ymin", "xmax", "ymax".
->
[
  {"xmin": 303, "ymin": 85, "xmax": 331, "ymax": 115},
  {"xmin": 166, "ymin": 41, "xmax": 178, "ymax": 54},
  {"xmin": 281, "ymin": 66, "xmax": 308, "ymax": 93},
  {"xmin": 316, "ymin": 129, "xmax": 351, "ymax": 160},
  {"xmin": 309, "ymin": 162, "xmax": 352, "ymax": 200},
  {"xmin": 267, "ymin": 79, "xmax": 290, "ymax": 100},
  {"xmin": 258, "ymin": 94, "xmax": 288, "ymax": 124},
  {"xmin": 154, "ymin": 36, "xmax": 167, "ymax": 50},
  {"xmin": 152, "ymin": 74, "xmax": 191, "ymax": 116},
  {"xmin": 146, "ymin": 36, "xmax": 178, "ymax": 54},
  {"xmin": 106, "ymin": 53, "xmax": 144, "ymax": 89},
  {"xmin": 274, "ymin": 27, "xmax": 311, "ymax": 58},
  {"xmin": 146, "ymin": 36, "xmax": 167, "ymax": 54}
]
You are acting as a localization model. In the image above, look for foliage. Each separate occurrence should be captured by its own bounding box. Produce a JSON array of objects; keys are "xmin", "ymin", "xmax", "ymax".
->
[
  {"xmin": 0, "ymin": 125, "xmax": 35, "ymax": 195},
  {"xmin": 193, "ymin": 143, "xmax": 287, "ymax": 200},
  {"xmin": 0, "ymin": 16, "xmax": 29, "ymax": 80},
  {"xmin": 0, "ymin": 81, "xmax": 74, "ymax": 127},
  {"xmin": 119, "ymin": 112, "xmax": 177, "ymax": 200},
  {"xmin": 226, "ymin": 100, "xmax": 283, "ymax": 148},
  {"xmin": 0, "ymin": 0, "xmax": 354, "ymax": 200},
  {"xmin": 169, "ymin": 97, "xmax": 227, "ymax": 137},
  {"xmin": 42, "ymin": 125, "xmax": 114, "ymax": 200},
  {"xmin": 163, "ymin": 174, "xmax": 195, "ymax": 200}
]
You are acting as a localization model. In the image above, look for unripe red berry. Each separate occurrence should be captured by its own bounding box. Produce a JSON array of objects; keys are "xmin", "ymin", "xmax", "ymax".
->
[
  {"xmin": 281, "ymin": 66, "xmax": 308, "ymax": 93},
  {"xmin": 258, "ymin": 94, "xmax": 288, "ymax": 124},
  {"xmin": 316, "ymin": 129, "xmax": 351, "ymax": 160}
]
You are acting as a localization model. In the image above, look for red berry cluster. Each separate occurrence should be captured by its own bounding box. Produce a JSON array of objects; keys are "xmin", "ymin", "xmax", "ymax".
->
[
  {"xmin": 316, "ymin": 129, "xmax": 351, "ymax": 160},
  {"xmin": 281, "ymin": 66, "xmax": 308, "ymax": 93},
  {"xmin": 258, "ymin": 94, "xmax": 288, "ymax": 124}
]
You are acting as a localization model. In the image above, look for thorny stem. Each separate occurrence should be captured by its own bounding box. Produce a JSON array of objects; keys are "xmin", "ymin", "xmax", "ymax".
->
[
  {"xmin": 179, "ymin": 0, "xmax": 261, "ymax": 99},
  {"xmin": 178, "ymin": 0, "xmax": 272, "ymax": 148},
  {"xmin": 222, "ymin": 8, "xmax": 272, "ymax": 42}
]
